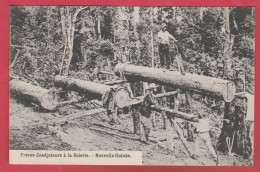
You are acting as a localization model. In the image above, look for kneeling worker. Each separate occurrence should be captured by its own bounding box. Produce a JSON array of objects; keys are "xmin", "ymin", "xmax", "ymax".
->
[{"xmin": 139, "ymin": 83, "xmax": 157, "ymax": 144}]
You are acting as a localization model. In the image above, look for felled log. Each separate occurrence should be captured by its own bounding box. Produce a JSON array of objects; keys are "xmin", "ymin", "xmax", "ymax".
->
[
  {"xmin": 151, "ymin": 105, "xmax": 199, "ymax": 122},
  {"xmin": 114, "ymin": 64, "xmax": 236, "ymax": 102},
  {"xmin": 54, "ymin": 75, "xmax": 129, "ymax": 108},
  {"xmin": 10, "ymin": 79, "xmax": 58, "ymax": 111}
]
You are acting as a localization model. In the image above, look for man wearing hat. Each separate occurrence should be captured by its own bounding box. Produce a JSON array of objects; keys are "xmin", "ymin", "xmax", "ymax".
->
[
  {"xmin": 194, "ymin": 111, "xmax": 218, "ymax": 161},
  {"xmin": 139, "ymin": 83, "xmax": 157, "ymax": 144},
  {"xmin": 158, "ymin": 23, "xmax": 177, "ymax": 69}
]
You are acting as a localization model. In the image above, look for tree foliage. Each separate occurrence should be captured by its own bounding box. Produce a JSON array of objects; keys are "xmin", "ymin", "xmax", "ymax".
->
[{"xmin": 10, "ymin": 6, "xmax": 255, "ymax": 92}]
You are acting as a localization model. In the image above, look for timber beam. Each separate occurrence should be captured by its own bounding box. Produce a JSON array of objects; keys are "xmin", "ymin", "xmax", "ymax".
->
[
  {"xmin": 114, "ymin": 64, "xmax": 236, "ymax": 102},
  {"xmin": 54, "ymin": 75, "xmax": 130, "ymax": 108},
  {"xmin": 151, "ymin": 105, "xmax": 199, "ymax": 122}
]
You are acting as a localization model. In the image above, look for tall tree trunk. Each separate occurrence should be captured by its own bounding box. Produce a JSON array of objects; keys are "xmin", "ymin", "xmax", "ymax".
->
[
  {"xmin": 223, "ymin": 7, "xmax": 235, "ymax": 61},
  {"xmin": 200, "ymin": 7, "xmax": 204, "ymax": 22},
  {"xmin": 150, "ymin": 8, "xmax": 154, "ymax": 67},
  {"xmin": 133, "ymin": 7, "xmax": 140, "ymax": 62},
  {"xmin": 115, "ymin": 7, "xmax": 129, "ymax": 63},
  {"xmin": 60, "ymin": 6, "xmax": 90, "ymax": 75},
  {"xmin": 153, "ymin": 7, "xmax": 158, "ymax": 23},
  {"xmin": 97, "ymin": 13, "xmax": 101, "ymax": 39}
]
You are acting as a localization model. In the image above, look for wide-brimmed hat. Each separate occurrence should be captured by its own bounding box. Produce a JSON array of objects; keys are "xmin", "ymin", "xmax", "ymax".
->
[
  {"xmin": 194, "ymin": 109, "xmax": 207, "ymax": 118},
  {"xmin": 162, "ymin": 23, "xmax": 167, "ymax": 28},
  {"xmin": 198, "ymin": 112, "xmax": 207, "ymax": 118},
  {"xmin": 149, "ymin": 83, "xmax": 158, "ymax": 89},
  {"xmin": 144, "ymin": 83, "xmax": 159, "ymax": 91}
]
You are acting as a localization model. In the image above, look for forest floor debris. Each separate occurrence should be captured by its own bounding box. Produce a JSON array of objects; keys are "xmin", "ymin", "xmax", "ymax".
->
[{"xmin": 9, "ymin": 97, "xmax": 251, "ymax": 165}]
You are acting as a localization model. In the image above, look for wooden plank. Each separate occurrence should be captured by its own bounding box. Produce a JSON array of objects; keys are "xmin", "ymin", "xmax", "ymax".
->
[
  {"xmin": 99, "ymin": 71, "xmax": 115, "ymax": 75},
  {"xmin": 124, "ymin": 91, "xmax": 179, "ymax": 107},
  {"xmin": 48, "ymin": 108, "xmax": 106, "ymax": 125},
  {"xmin": 89, "ymin": 127, "xmax": 140, "ymax": 141},
  {"xmin": 151, "ymin": 105, "xmax": 199, "ymax": 122},
  {"xmin": 103, "ymin": 80, "xmax": 125, "ymax": 85}
]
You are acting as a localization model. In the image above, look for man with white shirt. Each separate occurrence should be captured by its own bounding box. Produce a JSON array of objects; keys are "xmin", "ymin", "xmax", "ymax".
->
[
  {"xmin": 158, "ymin": 23, "xmax": 177, "ymax": 69},
  {"xmin": 194, "ymin": 112, "xmax": 218, "ymax": 161}
]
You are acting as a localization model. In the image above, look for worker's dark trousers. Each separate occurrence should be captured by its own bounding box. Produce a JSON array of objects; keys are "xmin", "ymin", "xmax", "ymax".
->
[{"xmin": 159, "ymin": 43, "xmax": 170, "ymax": 68}]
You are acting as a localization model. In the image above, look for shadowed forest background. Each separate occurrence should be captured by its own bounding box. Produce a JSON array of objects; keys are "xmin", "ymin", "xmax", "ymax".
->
[{"xmin": 10, "ymin": 6, "xmax": 255, "ymax": 93}]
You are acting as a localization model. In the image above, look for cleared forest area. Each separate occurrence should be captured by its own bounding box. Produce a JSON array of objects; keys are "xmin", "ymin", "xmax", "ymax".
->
[{"xmin": 9, "ymin": 6, "xmax": 255, "ymax": 166}]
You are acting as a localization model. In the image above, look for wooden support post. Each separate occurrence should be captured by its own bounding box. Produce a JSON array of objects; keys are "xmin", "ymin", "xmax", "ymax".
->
[
  {"xmin": 172, "ymin": 119, "xmax": 195, "ymax": 158},
  {"xmin": 161, "ymin": 86, "xmax": 167, "ymax": 130},
  {"xmin": 185, "ymin": 92, "xmax": 194, "ymax": 141},
  {"xmin": 165, "ymin": 116, "xmax": 175, "ymax": 150},
  {"xmin": 132, "ymin": 104, "xmax": 141, "ymax": 135},
  {"xmin": 151, "ymin": 105, "xmax": 199, "ymax": 122},
  {"xmin": 132, "ymin": 83, "xmax": 141, "ymax": 135},
  {"xmin": 160, "ymin": 86, "xmax": 174, "ymax": 150}
]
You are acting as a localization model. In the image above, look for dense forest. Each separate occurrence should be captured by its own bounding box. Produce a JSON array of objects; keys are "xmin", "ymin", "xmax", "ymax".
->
[
  {"xmin": 9, "ymin": 6, "xmax": 255, "ymax": 165},
  {"xmin": 10, "ymin": 6, "xmax": 255, "ymax": 93}
]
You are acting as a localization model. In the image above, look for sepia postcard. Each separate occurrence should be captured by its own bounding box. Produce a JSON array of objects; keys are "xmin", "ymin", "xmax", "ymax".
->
[{"xmin": 9, "ymin": 6, "xmax": 255, "ymax": 166}]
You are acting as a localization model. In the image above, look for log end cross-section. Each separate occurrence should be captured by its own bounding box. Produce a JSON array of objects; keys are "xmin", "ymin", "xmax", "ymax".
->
[
  {"xmin": 10, "ymin": 79, "xmax": 59, "ymax": 111},
  {"xmin": 54, "ymin": 75, "xmax": 130, "ymax": 108},
  {"xmin": 115, "ymin": 64, "xmax": 236, "ymax": 102}
]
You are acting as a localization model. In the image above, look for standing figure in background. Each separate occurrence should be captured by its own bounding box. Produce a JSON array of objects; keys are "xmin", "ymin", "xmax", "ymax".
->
[
  {"xmin": 87, "ymin": 66, "xmax": 96, "ymax": 82},
  {"xmin": 197, "ymin": 66, "xmax": 203, "ymax": 75},
  {"xmin": 95, "ymin": 72, "xmax": 104, "ymax": 84},
  {"xmin": 139, "ymin": 83, "xmax": 157, "ymax": 144},
  {"xmin": 158, "ymin": 23, "xmax": 177, "ymax": 69},
  {"xmin": 217, "ymin": 70, "xmax": 225, "ymax": 79}
]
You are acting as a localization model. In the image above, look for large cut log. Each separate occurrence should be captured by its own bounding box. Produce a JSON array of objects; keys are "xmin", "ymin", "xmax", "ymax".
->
[
  {"xmin": 151, "ymin": 105, "xmax": 199, "ymax": 122},
  {"xmin": 54, "ymin": 75, "xmax": 129, "ymax": 108},
  {"xmin": 114, "ymin": 64, "xmax": 236, "ymax": 102},
  {"xmin": 10, "ymin": 79, "xmax": 58, "ymax": 111}
]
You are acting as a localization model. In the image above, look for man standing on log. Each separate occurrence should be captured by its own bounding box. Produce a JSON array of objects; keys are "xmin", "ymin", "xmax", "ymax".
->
[
  {"xmin": 158, "ymin": 23, "xmax": 177, "ymax": 69},
  {"xmin": 194, "ymin": 112, "xmax": 218, "ymax": 161},
  {"xmin": 139, "ymin": 83, "xmax": 157, "ymax": 144}
]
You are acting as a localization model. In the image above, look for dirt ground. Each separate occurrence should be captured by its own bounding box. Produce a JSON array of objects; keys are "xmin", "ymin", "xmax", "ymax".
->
[{"xmin": 9, "ymin": 97, "xmax": 252, "ymax": 166}]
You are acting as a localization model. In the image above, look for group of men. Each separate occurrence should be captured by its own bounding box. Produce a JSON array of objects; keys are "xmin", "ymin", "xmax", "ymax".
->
[
  {"xmin": 80, "ymin": 22, "xmax": 228, "ymax": 162},
  {"xmin": 138, "ymin": 82, "xmax": 218, "ymax": 161},
  {"xmin": 134, "ymin": 22, "xmax": 219, "ymax": 161}
]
